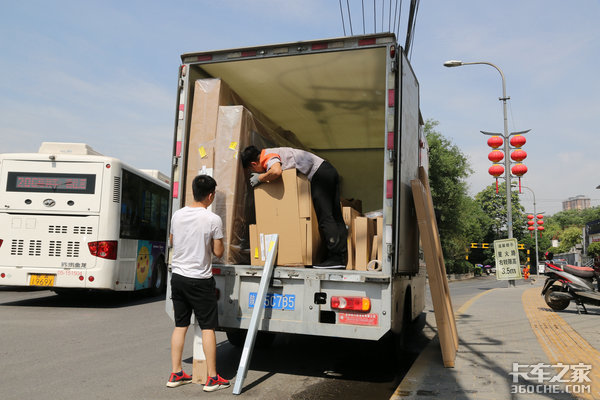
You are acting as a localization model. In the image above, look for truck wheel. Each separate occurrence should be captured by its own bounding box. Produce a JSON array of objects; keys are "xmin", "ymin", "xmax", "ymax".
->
[
  {"xmin": 544, "ymin": 287, "xmax": 570, "ymax": 311},
  {"xmin": 225, "ymin": 330, "xmax": 276, "ymax": 348},
  {"xmin": 149, "ymin": 257, "xmax": 167, "ymax": 296}
]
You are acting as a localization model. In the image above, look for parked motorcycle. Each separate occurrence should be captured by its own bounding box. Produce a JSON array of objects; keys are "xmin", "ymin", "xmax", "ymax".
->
[{"xmin": 541, "ymin": 252, "xmax": 600, "ymax": 314}]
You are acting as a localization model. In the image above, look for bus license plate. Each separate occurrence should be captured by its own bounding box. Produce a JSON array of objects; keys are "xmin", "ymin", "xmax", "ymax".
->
[
  {"xmin": 29, "ymin": 274, "xmax": 55, "ymax": 287},
  {"xmin": 249, "ymin": 292, "xmax": 295, "ymax": 310}
]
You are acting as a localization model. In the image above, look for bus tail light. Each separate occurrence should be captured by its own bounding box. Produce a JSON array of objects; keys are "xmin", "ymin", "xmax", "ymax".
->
[
  {"xmin": 330, "ymin": 296, "xmax": 371, "ymax": 312},
  {"xmin": 88, "ymin": 241, "xmax": 118, "ymax": 260}
]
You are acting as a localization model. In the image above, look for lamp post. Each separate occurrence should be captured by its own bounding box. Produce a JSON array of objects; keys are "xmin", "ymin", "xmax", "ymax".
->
[
  {"xmin": 517, "ymin": 184, "xmax": 541, "ymax": 276},
  {"xmin": 444, "ymin": 60, "xmax": 531, "ymax": 287}
]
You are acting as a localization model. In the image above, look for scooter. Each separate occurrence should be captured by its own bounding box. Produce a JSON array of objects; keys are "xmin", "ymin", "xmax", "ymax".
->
[{"xmin": 541, "ymin": 253, "xmax": 600, "ymax": 314}]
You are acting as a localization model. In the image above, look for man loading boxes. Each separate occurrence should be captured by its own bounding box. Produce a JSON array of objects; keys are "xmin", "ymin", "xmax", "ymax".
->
[{"xmin": 241, "ymin": 146, "xmax": 348, "ymax": 269}]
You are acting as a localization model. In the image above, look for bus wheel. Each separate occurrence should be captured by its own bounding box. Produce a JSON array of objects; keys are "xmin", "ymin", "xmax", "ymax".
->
[{"xmin": 150, "ymin": 257, "xmax": 167, "ymax": 296}]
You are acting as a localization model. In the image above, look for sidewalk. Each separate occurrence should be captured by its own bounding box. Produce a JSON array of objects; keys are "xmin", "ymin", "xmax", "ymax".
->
[{"xmin": 392, "ymin": 280, "xmax": 600, "ymax": 400}]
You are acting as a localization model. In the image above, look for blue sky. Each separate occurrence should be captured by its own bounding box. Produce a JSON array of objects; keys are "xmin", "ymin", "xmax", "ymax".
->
[{"xmin": 1, "ymin": 0, "xmax": 599, "ymax": 215}]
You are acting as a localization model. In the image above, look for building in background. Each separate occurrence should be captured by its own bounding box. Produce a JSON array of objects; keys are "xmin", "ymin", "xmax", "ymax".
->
[{"xmin": 562, "ymin": 195, "xmax": 591, "ymax": 211}]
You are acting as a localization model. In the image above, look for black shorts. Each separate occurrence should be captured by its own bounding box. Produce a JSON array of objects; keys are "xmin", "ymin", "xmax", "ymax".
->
[{"xmin": 171, "ymin": 273, "xmax": 218, "ymax": 329}]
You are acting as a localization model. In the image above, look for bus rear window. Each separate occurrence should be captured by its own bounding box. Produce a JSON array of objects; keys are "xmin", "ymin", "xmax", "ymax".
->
[{"xmin": 6, "ymin": 172, "xmax": 96, "ymax": 194}]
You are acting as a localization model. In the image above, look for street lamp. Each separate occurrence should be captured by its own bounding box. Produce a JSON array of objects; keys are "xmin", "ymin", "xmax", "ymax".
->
[
  {"xmin": 444, "ymin": 60, "xmax": 531, "ymax": 286},
  {"xmin": 514, "ymin": 183, "xmax": 542, "ymax": 276}
]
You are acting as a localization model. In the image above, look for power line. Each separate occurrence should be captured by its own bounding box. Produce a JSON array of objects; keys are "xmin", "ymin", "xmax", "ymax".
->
[
  {"xmin": 346, "ymin": 0, "xmax": 354, "ymax": 36},
  {"xmin": 339, "ymin": 0, "xmax": 346, "ymax": 36}
]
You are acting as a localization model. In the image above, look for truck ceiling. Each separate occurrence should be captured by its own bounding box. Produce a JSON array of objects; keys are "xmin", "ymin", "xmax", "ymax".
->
[{"xmin": 194, "ymin": 46, "xmax": 388, "ymax": 151}]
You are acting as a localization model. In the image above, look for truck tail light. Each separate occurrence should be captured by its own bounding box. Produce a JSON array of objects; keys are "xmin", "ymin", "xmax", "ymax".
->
[
  {"xmin": 88, "ymin": 241, "xmax": 118, "ymax": 260},
  {"xmin": 331, "ymin": 296, "xmax": 371, "ymax": 312}
]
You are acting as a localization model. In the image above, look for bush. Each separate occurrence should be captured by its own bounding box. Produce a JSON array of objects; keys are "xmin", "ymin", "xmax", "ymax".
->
[{"xmin": 588, "ymin": 242, "xmax": 600, "ymax": 258}]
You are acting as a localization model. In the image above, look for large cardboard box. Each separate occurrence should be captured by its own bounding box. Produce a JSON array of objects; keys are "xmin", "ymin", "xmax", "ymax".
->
[
  {"xmin": 213, "ymin": 106, "xmax": 270, "ymax": 264},
  {"xmin": 342, "ymin": 206, "xmax": 361, "ymax": 269},
  {"xmin": 354, "ymin": 216, "xmax": 377, "ymax": 271},
  {"xmin": 254, "ymin": 169, "xmax": 321, "ymax": 266},
  {"xmin": 185, "ymin": 79, "xmax": 243, "ymax": 206}
]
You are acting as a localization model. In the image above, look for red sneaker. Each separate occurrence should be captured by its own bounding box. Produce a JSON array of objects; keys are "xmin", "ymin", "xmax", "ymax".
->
[
  {"xmin": 166, "ymin": 370, "xmax": 192, "ymax": 387},
  {"xmin": 203, "ymin": 374, "xmax": 230, "ymax": 392}
]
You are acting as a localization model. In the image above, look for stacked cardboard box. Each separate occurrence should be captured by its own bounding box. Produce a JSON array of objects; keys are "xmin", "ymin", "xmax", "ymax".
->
[
  {"xmin": 185, "ymin": 78, "xmax": 307, "ymax": 264},
  {"xmin": 344, "ymin": 211, "xmax": 383, "ymax": 271},
  {"xmin": 250, "ymin": 169, "xmax": 322, "ymax": 266}
]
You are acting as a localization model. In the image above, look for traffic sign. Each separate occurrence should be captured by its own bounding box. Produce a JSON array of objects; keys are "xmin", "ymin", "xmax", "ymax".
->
[{"xmin": 493, "ymin": 238, "xmax": 522, "ymax": 280}]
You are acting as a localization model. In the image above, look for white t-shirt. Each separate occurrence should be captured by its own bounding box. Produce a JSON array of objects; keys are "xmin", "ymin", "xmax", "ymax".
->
[{"xmin": 170, "ymin": 206, "xmax": 223, "ymax": 279}]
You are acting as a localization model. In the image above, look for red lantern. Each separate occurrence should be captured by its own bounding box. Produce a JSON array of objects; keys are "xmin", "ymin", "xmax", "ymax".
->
[
  {"xmin": 487, "ymin": 136, "xmax": 503, "ymax": 149},
  {"xmin": 527, "ymin": 220, "xmax": 534, "ymax": 226},
  {"xmin": 488, "ymin": 150, "xmax": 504, "ymax": 163},
  {"xmin": 537, "ymin": 220, "xmax": 544, "ymax": 225},
  {"xmin": 510, "ymin": 149, "xmax": 527, "ymax": 162},
  {"xmin": 510, "ymin": 135, "xmax": 526, "ymax": 148},
  {"xmin": 527, "ymin": 214, "xmax": 534, "ymax": 219},
  {"xmin": 511, "ymin": 163, "xmax": 528, "ymax": 193},
  {"xmin": 528, "ymin": 225, "xmax": 535, "ymax": 237},
  {"xmin": 537, "ymin": 214, "xmax": 544, "ymax": 219},
  {"xmin": 538, "ymin": 225, "xmax": 545, "ymax": 238},
  {"xmin": 489, "ymin": 164, "xmax": 504, "ymax": 193}
]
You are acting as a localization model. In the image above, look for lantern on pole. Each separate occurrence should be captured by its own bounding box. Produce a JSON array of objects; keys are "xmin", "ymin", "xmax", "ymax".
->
[
  {"xmin": 488, "ymin": 164, "xmax": 504, "ymax": 193},
  {"xmin": 528, "ymin": 225, "xmax": 535, "ymax": 237},
  {"xmin": 487, "ymin": 136, "xmax": 503, "ymax": 149},
  {"xmin": 510, "ymin": 134, "xmax": 527, "ymax": 148},
  {"xmin": 537, "ymin": 214, "xmax": 544, "ymax": 238},
  {"xmin": 488, "ymin": 150, "xmax": 504, "ymax": 163},
  {"xmin": 511, "ymin": 163, "xmax": 528, "ymax": 193}
]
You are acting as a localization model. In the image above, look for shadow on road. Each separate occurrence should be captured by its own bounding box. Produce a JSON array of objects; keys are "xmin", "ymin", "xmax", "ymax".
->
[
  {"xmin": 0, "ymin": 287, "xmax": 165, "ymax": 309},
  {"xmin": 209, "ymin": 313, "xmax": 431, "ymax": 399}
]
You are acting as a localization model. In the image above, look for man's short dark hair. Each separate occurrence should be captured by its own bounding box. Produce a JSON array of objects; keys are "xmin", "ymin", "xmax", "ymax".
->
[
  {"xmin": 192, "ymin": 175, "xmax": 217, "ymax": 202},
  {"xmin": 241, "ymin": 145, "xmax": 261, "ymax": 169}
]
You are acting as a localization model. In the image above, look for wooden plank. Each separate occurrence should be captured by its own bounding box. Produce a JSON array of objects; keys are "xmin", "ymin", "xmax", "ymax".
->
[{"xmin": 411, "ymin": 167, "xmax": 458, "ymax": 367}]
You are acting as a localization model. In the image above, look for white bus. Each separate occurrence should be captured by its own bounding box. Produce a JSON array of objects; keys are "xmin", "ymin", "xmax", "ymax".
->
[{"xmin": 0, "ymin": 142, "xmax": 170, "ymax": 295}]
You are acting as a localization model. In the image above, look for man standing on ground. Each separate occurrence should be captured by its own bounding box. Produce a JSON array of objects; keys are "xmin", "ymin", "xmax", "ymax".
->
[
  {"xmin": 241, "ymin": 145, "xmax": 347, "ymax": 268},
  {"xmin": 167, "ymin": 175, "xmax": 230, "ymax": 392}
]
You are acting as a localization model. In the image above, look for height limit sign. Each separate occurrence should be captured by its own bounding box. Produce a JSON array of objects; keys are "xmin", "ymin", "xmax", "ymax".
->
[{"xmin": 493, "ymin": 238, "xmax": 522, "ymax": 280}]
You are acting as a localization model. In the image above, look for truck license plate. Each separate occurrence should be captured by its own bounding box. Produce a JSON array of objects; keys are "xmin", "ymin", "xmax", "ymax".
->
[
  {"xmin": 29, "ymin": 274, "xmax": 55, "ymax": 287},
  {"xmin": 249, "ymin": 292, "xmax": 295, "ymax": 310}
]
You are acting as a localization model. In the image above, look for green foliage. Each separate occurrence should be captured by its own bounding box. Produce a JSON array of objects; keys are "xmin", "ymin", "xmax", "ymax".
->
[
  {"xmin": 555, "ymin": 226, "xmax": 583, "ymax": 253},
  {"xmin": 425, "ymin": 120, "xmax": 476, "ymax": 273},
  {"xmin": 474, "ymin": 184, "xmax": 526, "ymax": 242},
  {"xmin": 587, "ymin": 241, "xmax": 600, "ymax": 258}
]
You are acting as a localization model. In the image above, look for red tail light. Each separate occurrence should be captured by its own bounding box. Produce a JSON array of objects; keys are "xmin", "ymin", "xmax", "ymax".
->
[
  {"xmin": 0, "ymin": 239, "xmax": 3, "ymax": 248},
  {"xmin": 331, "ymin": 296, "xmax": 371, "ymax": 312},
  {"xmin": 88, "ymin": 241, "xmax": 118, "ymax": 260}
]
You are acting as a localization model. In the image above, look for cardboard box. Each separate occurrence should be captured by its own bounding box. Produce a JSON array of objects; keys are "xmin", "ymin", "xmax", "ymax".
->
[
  {"xmin": 342, "ymin": 206, "xmax": 361, "ymax": 269},
  {"xmin": 254, "ymin": 169, "xmax": 321, "ymax": 266},
  {"xmin": 354, "ymin": 217, "xmax": 376, "ymax": 271},
  {"xmin": 376, "ymin": 216, "xmax": 383, "ymax": 261},
  {"xmin": 185, "ymin": 79, "xmax": 243, "ymax": 206}
]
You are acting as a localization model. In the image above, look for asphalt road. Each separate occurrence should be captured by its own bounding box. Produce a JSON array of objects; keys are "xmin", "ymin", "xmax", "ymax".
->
[
  {"xmin": 0, "ymin": 276, "xmax": 539, "ymax": 400},
  {"xmin": 0, "ymin": 286, "xmax": 426, "ymax": 400}
]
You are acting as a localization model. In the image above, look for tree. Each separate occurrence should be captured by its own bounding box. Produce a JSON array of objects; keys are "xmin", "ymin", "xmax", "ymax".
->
[
  {"xmin": 587, "ymin": 241, "xmax": 600, "ymax": 258},
  {"xmin": 474, "ymin": 184, "xmax": 526, "ymax": 242},
  {"xmin": 425, "ymin": 120, "xmax": 477, "ymax": 273},
  {"xmin": 555, "ymin": 226, "xmax": 583, "ymax": 253}
]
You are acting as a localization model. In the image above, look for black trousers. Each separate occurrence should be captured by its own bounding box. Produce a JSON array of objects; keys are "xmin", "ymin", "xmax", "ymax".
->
[{"xmin": 310, "ymin": 161, "xmax": 348, "ymax": 263}]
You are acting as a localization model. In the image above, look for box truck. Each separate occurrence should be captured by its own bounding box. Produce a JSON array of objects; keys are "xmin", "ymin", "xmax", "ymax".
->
[{"xmin": 168, "ymin": 33, "xmax": 426, "ymax": 344}]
